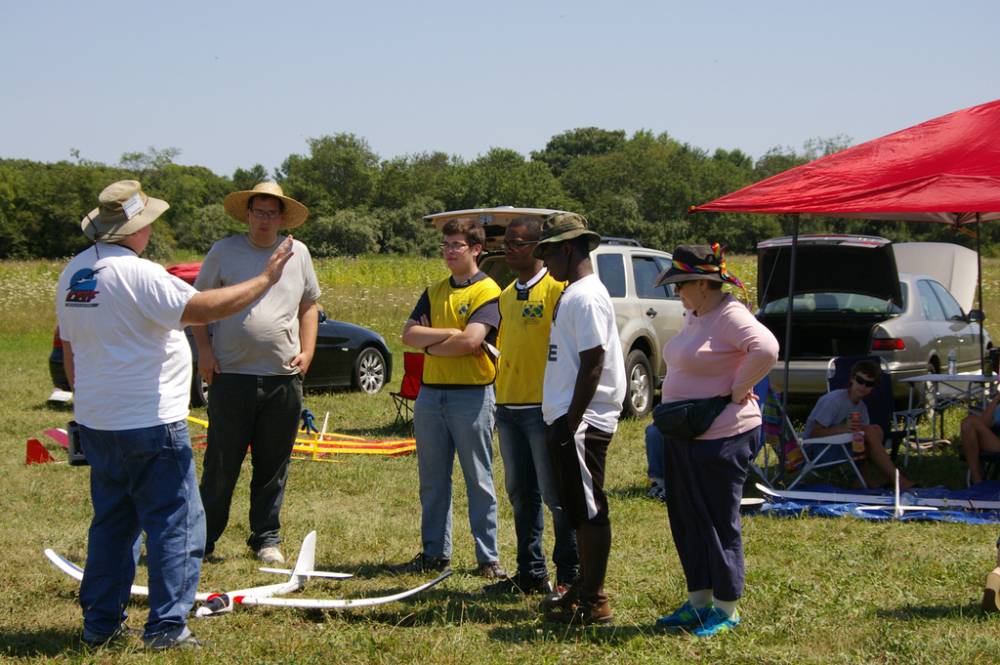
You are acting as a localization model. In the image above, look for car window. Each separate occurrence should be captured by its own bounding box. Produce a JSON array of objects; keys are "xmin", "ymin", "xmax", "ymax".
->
[
  {"xmin": 917, "ymin": 280, "xmax": 946, "ymax": 320},
  {"xmin": 596, "ymin": 253, "xmax": 627, "ymax": 298},
  {"xmin": 633, "ymin": 257, "xmax": 670, "ymax": 299},
  {"xmin": 927, "ymin": 280, "xmax": 966, "ymax": 321},
  {"xmin": 653, "ymin": 256, "xmax": 679, "ymax": 298},
  {"xmin": 762, "ymin": 292, "xmax": 901, "ymax": 314}
]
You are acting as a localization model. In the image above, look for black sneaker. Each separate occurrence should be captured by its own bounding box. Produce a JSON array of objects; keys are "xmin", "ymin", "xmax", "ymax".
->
[
  {"xmin": 483, "ymin": 571, "xmax": 554, "ymax": 595},
  {"xmin": 389, "ymin": 552, "xmax": 451, "ymax": 575}
]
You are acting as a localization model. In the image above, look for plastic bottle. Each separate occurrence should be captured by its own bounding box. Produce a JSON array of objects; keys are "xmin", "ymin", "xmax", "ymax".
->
[
  {"xmin": 947, "ymin": 348, "xmax": 958, "ymax": 376},
  {"xmin": 850, "ymin": 412, "xmax": 865, "ymax": 454}
]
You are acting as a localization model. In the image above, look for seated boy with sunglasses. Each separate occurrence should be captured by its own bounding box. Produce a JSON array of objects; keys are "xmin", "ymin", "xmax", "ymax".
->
[{"xmin": 802, "ymin": 359, "xmax": 916, "ymax": 490}]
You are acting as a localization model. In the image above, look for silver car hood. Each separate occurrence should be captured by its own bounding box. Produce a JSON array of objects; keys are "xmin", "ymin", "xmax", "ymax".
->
[{"xmin": 893, "ymin": 242, "xmax": 979, "ymax": 312}]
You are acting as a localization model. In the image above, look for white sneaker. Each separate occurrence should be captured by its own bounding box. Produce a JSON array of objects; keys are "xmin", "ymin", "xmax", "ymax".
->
[{"xmin": 256, "ymin": 547, "xmax": 284, "ymax": 564}]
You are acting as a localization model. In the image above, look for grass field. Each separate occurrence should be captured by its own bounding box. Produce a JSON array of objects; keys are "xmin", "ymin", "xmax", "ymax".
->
[{"xmin": 1, "ymin": 254, "xmax": 999, "ymax": 664}]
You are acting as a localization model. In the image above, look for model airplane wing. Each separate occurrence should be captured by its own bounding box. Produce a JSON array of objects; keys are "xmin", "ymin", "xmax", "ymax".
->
[
  {"xmin": 235, "ymin": 571, "xmax": 453, "ymax": 609},
  {"xmin": 44, "ymin": 548, "xmax": 213, "ymax": 602}
]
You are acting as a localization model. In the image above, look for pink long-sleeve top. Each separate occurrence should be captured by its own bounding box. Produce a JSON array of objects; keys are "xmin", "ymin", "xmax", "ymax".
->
[{"xmin": 660, "ymin": 293, "xmax": 780, "ymax": 440}]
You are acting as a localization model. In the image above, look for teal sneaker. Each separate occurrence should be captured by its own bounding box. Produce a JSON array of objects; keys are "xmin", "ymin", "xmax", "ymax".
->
[
  {"xmin": 691, "ymin": 607, "xmax": 740, "ymax": 637},
  {"xmin": 655, "ymin": 601, "xmax": 714, "ymax": 628}
]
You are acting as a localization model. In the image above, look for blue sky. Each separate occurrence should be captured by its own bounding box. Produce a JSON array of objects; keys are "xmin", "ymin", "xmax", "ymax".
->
[{"xmin": 4, "ymin": 0, "xmax": 999, "ymax": 179}]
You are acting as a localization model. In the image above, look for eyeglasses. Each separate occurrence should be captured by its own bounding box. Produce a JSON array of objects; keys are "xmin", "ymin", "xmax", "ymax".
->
[
  {"xmin": 499, "ymin": 240, "xmax": 538, "ymax": 251},
  {"xmin": 250, "ymin": 209, "xmax": 281, "ymax": 220},
  {"xmin": 440, "ymin": 242, "xmax": 469, "ymax": 253},
  {"xmin": 853, "ymin": 375, "xmax": 877, "ymax": 388}
]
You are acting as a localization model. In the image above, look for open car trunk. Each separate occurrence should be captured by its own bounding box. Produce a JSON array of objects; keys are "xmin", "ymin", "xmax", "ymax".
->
[{"xmin": 756, "ymin": 235, "xmax": 903, "ymax": 397}]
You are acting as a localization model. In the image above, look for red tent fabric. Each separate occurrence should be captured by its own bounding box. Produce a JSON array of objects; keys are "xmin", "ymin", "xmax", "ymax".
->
[{"xmin": 695, "ymin": 99, "xmax": 1000, "ymax": 224}]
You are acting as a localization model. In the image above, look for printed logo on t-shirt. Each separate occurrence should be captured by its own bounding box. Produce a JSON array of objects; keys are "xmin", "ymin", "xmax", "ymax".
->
[
  {"xmin": 458, "ymin": 301, "xmax": 470, "ymax": 316},
  {"xmin": 64, "ymin": 267, "xmax": 103, "ymax": 308},
  {"xmin": 521, "ymin": 301, "xmax": 544, "ymax": 322}
]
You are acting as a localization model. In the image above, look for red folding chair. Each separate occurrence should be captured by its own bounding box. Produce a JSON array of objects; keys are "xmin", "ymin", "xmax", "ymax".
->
[{"xmin": 391, "ymin": 352, "xmax": 424, "ymax": 434}]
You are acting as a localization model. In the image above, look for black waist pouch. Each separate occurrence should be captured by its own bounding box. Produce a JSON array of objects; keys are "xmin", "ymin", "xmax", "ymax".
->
[{"xmin": 652, "ymin": 395, "xmax": 730, "ymax": 440}]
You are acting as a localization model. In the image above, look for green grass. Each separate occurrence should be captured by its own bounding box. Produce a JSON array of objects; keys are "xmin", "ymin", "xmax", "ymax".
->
[{"xmin": 1, "ymin": 256, "xmax": 999, "ymax": 664}]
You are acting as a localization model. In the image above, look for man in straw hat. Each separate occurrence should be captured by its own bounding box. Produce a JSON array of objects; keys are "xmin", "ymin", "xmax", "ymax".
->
[
  {"xmin": 532, "ymin": 212, "xmax": 625, "ymax": 625},
  {"xmin": 193, "ymin": 182, "xmax": 319, "ymax": 565},
  {"xmin": 57, "ymin": 180, "xmax": 295, "ymax": 649}
]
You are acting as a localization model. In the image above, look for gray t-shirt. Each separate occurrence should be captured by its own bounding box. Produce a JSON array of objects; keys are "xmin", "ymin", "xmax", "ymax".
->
[
  {"xmin": 195, "ymin": 233, "xmax": 321, "ymax": 375},
  {"xmin": 803, "ymin": 389, "xmax": 869, "ymax": 438}
]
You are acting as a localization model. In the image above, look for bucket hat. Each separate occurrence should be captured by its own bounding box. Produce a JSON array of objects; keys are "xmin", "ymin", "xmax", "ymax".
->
[
  {"xmin": 532, "ymin": 212, "xmax": 600, "ymax": 259},
  {"xmin": 81, "ymin": 180, "xmax": 169, "ymax": 241}
]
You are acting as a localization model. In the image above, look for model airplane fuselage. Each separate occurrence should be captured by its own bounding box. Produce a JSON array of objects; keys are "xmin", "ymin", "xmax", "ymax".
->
[{"xmin": 45, "ymin": 531, "xmax": 451, "ymax": 615}]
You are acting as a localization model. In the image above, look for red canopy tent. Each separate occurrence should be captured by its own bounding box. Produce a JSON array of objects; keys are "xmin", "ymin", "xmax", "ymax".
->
[
  {"xmin": 695, "ymin": 98, "xmax": 1000, "ymax": 223},
  {"xmin": 693, "ymin": 99, "xmax": 1000, "ymax": 462}
]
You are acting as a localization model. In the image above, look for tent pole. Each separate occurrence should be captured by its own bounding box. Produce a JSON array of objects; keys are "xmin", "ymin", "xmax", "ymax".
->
[
  {"xmin": 779, "ymin": 215, "xmax": 803, "ymax": 483},
  {"xmin": 978, "ymin": 213, "xmax": 986, "ymax": 372}
]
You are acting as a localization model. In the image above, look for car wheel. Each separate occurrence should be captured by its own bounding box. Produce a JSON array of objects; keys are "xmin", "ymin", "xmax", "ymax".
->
[
  {"xmin": 623, "ymin": 349, "xmax": 654, "ymax": 419},
  {"xmin": 190, "ymin": 369, "xmax": 209, "ymax": 408},
  {"xmin": 354, "ymin": 347, "xmax": 386, "ymax": 394}
]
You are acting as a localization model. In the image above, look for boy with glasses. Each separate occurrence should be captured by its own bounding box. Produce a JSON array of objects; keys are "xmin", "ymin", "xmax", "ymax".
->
[
  {"xmin": 392, "ymin": 218, "xmax": 507, "ymax": 578},
  {"xmin": 803, "ymin": 359, "xmax": 915, "ymax": 490}
]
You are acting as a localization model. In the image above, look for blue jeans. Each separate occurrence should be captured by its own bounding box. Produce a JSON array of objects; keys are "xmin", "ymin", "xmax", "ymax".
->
[
  {"xmin": 414, "ymin": 385, "xmax": 499, "ymax": 563},
  {"xmin": 496, "ymin": 405, "xmax": 578, "ymax": 582},
  {"xmin": 79, "ymin": 421, "xmax": 205, "ymax": 643},
  {"xmin": 200, "ymin": 373, "xmax": 302, "ymax": 553},
  {"xmin": 646, "ymin": 423, "xmax": 664, "ymax": 480}
]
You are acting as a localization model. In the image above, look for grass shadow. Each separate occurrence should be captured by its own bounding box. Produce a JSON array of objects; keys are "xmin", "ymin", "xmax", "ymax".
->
[
  {"xmin": 487, "ymin": 622, "xmax": 652, "ymax": 644},
  {"xmin": 0, "ymin": 628, "xmax": 89, "ymax": 658},
  {"xmin": 873, "ymin": 601, "xmax": 988, "ymax": 621}
]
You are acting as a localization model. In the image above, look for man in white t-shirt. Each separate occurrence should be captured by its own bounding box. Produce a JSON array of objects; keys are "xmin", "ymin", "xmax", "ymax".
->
[
  {"xmin": 57, "ymin": 181, "xmax": 293, "ymax": 649},
  {"xmin": 533, "ymin": 213, "xmax": 625, "ymax": 625}
]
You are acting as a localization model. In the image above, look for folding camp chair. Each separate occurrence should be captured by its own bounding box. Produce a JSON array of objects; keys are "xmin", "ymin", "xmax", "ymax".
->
[
  {"xmin": 783, "ymin": 355, "xmax": 909, "ymax": 489},
  {"xmin": 827, "ymin": 356, "xmax": 913, "ymax": 461},
  {"xmin": 390, "ymin": 352, "xmax": 424, "ymax": 434},
  {"xmin": 752, "ymin": 375, "xmax": 865, "ymax": 489},
  {"xmin": 958, "ymin": 448, "xmax": 1000, "ymax": 486}
]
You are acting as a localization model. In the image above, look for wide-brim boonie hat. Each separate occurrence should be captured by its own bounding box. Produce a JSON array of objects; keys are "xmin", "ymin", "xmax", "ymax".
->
[
  {"xmin": 655, "ymin": 244, "xmax": 728, "ymax": 286},
  {"xmin": 532, "ymin": 212, "xmax": 601, "ymax": 259},
  {"xmin": 223, "ymin": 182, "xmax": 309, "ymax": 229},
  {"xmin": 81, "ymin": 180, "xmax": 169, "ymax": 242}
]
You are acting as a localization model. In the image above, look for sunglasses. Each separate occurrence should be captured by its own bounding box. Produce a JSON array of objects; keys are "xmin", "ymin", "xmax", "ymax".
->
[{"xmin": 853, "ymin": 375, "xmax": 877, "ymax": 388}]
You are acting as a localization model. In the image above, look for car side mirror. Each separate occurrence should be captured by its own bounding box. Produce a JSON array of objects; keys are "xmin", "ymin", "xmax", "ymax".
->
[
  {"xmin": 969, "ymin": 309, "xmax": 986, "ymax": 323},
  {"xmin": 317, "ymin": 310, "xmax": 328, "ymax": 323}
]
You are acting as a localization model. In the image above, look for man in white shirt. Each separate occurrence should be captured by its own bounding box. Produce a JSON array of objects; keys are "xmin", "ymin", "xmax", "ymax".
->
[{"xmin": 58, "ymin": 180, "xmax": 293, "ymax": 649}]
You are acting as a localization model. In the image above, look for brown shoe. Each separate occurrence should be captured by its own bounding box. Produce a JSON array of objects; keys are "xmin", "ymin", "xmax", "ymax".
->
[
  {"xmin": 545, "ymin": 593, "xmax": 612, "ymax": 625},
  {"xmin": 478, "ymin": 561, "xmax": 508, "ymax": 579}
]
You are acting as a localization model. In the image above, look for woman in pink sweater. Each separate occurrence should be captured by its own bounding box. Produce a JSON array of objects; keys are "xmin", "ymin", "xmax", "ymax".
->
[{"xmin": 652, "ymin": 244, "xmax": 778, "ymax": 637}]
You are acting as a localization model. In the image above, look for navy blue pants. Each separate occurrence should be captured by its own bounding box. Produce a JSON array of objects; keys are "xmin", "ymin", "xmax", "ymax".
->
[{"xmin": 661, "ymin": 429, "xmax": 757, "ymax": 602}]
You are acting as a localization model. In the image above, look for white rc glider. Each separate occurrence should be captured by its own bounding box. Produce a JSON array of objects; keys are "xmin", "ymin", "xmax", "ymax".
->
[{"xmin": 45, "ymin": 531, "xmax": 451, "ymax": 616}]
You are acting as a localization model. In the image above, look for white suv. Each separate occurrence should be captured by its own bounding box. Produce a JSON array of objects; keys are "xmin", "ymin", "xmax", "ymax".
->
[{"xmin": 426, "ymin": 207, "xmax": 684, "ymax": 418}]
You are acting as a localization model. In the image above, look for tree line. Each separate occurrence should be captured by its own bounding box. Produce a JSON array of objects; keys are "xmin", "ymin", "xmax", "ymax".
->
[{"xmin": 1, "ymin": 129, "xmax": 992, "ymax": 262}]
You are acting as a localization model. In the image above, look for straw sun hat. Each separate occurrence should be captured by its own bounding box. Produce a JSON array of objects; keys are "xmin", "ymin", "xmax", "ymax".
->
[{"xmin": 223, "ymin": 182, "xmax": 309, "ymax": 230}]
